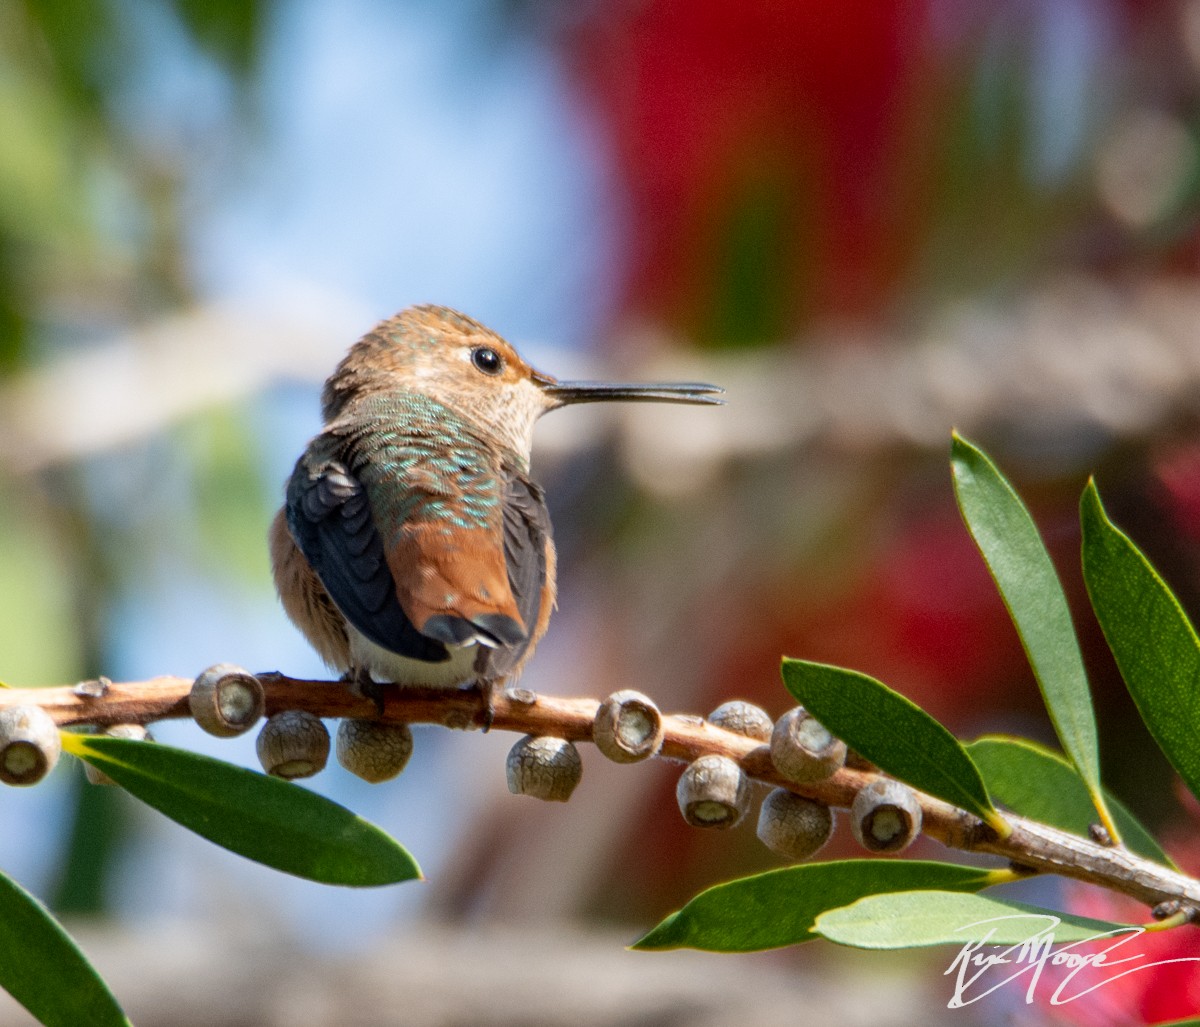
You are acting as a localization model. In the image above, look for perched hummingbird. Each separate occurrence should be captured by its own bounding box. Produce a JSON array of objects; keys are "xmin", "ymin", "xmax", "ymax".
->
[{"xmin": 270, "ymin": 305, "xmax": 722, "ymax": 713}]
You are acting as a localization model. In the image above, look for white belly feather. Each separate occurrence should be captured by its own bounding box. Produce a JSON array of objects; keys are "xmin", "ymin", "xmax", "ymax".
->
[{"xmin": 348, "ymin": 626, "xmax": 480, "ymax": 688}]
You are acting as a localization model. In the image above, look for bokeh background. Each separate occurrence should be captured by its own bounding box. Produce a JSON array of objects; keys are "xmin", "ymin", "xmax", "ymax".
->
[{"xmin": 3, "ymin": 1, "xmax": 1200, "ymax": 1023}]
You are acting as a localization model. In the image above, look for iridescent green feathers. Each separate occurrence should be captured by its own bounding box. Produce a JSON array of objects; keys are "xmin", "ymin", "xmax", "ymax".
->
[{"xmin": 340, "ymin": 392, "xmax": 505, "ymax": 539}]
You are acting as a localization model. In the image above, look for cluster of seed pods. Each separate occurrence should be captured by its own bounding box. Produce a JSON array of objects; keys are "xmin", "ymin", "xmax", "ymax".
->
[
  {"xmin": 669, "ymin": 699, "xmax": 923, "ymax": 858},
  {"xmin": 504, "ymin": 689, "xmax": 663, "ymax": 801},
  {"xmin": 185, "ymin": 665, "xmax": 414, "ymax": 783},
  {"xmin": 0, "ymin": 668, "xmax": 925, "ymax": 861},
  {"xmin": 512, "ymin": 692, "xmax": 925, "ymax": 861}
]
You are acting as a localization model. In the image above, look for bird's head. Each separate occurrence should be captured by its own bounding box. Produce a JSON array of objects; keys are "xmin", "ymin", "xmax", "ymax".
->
[{"xmin": 323, "ymin": 305, "xmax": 723, "ymax": 460}]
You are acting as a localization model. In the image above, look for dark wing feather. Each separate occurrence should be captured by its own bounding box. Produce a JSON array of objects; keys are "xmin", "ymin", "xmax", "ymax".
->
[
  {"xmin": 484, "ymin": 473, "xmax": 551, "ymax": 678},
  {"xmin": 285, "ymin": 454, "xmax": 449, "ymax": 663}
]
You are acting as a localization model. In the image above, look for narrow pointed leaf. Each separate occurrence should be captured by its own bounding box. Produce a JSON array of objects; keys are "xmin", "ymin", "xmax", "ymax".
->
[
  {"xmin": 967, "ymin": 736, "xmax": 1171, "ymax": 867},
  {"xmin": 1081, "ymin": 482, "xmax": 1200, "ymax": 802},
  {"xmin": 633, "ymin": 860, "xmax": 997, "ymax": 952},
  {"xmin": 781, "ymin": 659, "xmax": 1006, "ymax": 833},
  {"xmin": 816, "ymin": 890, "xmax": 1132, "ymax": 948},
  {"xmin": 951, "ymin": 434, "xmax": 1114, "ymax": 836},
  {"xmin": 0, "ymin": 869, "xmax": 129, "ymax": 1026},
  {"xmin": 62, "ymin": 734, "xmax": 420, "ymax": 886}
]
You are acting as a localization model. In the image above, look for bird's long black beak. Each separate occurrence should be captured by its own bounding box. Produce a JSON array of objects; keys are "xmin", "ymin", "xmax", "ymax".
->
[{"xmin": 536, "ymin": 373, "xmax": 724, "ymax": 407}]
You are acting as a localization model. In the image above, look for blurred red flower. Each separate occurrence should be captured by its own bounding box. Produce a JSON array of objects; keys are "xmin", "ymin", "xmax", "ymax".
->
[{"xmin": 569, "ymin": 0, "xmax": 936, "ymax": 339}]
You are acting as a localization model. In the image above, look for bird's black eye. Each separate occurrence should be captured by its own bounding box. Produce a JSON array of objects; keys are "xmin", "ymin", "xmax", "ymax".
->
[{"xmin": 471, "ymin": 346, "xmax": 503, "ymax": 376}]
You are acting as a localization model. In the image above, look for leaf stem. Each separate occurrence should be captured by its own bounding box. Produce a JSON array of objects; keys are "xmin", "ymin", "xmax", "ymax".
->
[{"xmin": 1089, "ymin": 785, "xmax": 1124, "ymax": 848}]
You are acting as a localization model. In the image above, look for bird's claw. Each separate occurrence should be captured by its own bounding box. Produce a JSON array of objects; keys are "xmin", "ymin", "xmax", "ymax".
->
[
  {"xmin": 475, "ymin": 679, "xmax": 497, "ymax": 732},
  {"xmin": 343, "ymin": 668, "xmax": 388, "ymax": 717}
]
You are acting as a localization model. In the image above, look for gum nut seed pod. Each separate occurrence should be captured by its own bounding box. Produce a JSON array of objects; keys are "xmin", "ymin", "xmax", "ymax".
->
[
  {"xmin": 189, "ymin": 664, "xmax": 265, "ymax": 738},
  {"xmin": 336, "ymin": 719, "xmax": 414, "ymax": 783},
  {"xmin": 506, "ymin": 735, "xmax": 582, "ymax": 802},
  {"xmin": 0, "ymin": 706, "xmax": 61, "ymax": 786},
  {"xmin": 707, "ymin": 700, "xmax": 773, "ymax": 742},
  {"xmin": 105, "ymin": 724, "xmax": 151, "ymax": 742},
  {"xmin": 593, "ymin": 690, "xmax": 664, "ymax": 763},
  {"xmin": 84, "ymin": 724, "xmax": 151, "ymax": 786},
  {"xmin": 256, "ymin": 710, "xmax": 330, "ymax": 779},
  {"xmin": 851, "ymin": 778, "xmax": 923, "ymax": 853},
  {"xmin": 769, "ymin": 707, "xmax": 847, "ymax": 784},
  {"xmin": 756, "ymin": 788, "xmax": 835, "ymax": 861},
  {"xmin": 676, "ymin": 755, "xmax": 749, "ymax": 829}
]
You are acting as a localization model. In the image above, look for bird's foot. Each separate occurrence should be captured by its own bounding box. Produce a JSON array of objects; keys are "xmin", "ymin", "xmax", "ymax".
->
[
  {"xmin": 342, "ymin": 667, "xmax": 388, "ymax": 717},
  {"xmin": 471, "ymin": 679, "xmax": 498, "ymax": 733}
]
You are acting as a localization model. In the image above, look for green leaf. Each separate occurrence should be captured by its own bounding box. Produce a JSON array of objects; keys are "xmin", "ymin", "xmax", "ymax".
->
[
  {"xmin": 967, "ymin": 736, "xmax": 1172, "ymax": 867},
  {"xmin": 781, "ymin": 659, "xmax": 1007, "ymax": 834},
  {"xmin": 951, "ymin": 433, "xmax": 1115, "ymax": 838},
  {"xmin": 1080, "ymin": 482, "xmax": 1200, "ymax": 802},
  {"xmin": 815, "ymin": 890, "xmax": 1132, "ymax": 948},
  {"xmin": 61, "ymin": 734, "xmax": 420, "ymax": 886},
  {"xmin": 633, "ymin": 860, "xmax": 997, "ymax": 952},
  {"xmin": 0, "ymin": 869, "xmax": 129, "ymax": 1026}
]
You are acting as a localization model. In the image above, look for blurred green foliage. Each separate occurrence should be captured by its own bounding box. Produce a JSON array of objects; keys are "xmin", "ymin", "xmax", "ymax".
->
[
  {"xmin": 176, "ymin": 408, "xmax": 274, "ymax": 587},
  {"xmin": 0, "ymin": 487, "xmax": 82, "ymax": 686},
  {"xmin": 1, "ymin": 1, "xmax": 267, "ymax": 366},
  {"xmin": 1, "ymin": 0, "xmax": 270, "ymax": 919}
]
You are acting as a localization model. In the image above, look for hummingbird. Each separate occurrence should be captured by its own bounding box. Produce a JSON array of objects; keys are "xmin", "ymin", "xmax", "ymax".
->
[{"xmin": 269, "ymin": 305, "xmax": 723, "ymax": 717}]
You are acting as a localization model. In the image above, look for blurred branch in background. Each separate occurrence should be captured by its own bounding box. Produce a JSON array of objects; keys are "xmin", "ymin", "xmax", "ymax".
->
[
  {"xmin": 4, "ymin": 273, "xmax": 1200, "ymax": 484},
  {"xmin": 0, "ymin": 297, "xmax": 358, "ymax": 474}
]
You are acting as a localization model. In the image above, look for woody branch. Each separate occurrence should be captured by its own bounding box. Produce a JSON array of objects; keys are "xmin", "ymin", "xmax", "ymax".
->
[{"xmin": 3, "ymin": 675, "xmax": 1198, "ymax": 917}]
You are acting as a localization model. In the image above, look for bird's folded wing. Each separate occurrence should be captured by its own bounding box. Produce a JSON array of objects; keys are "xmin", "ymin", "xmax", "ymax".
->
[
  {"xmin": 486, "ymin": 473, "xmax": 554, "ymax": 678},
  {"xmin": 286, "ymin": 458, "xmax": 449, "ymax": 662}
]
